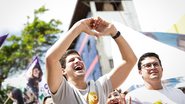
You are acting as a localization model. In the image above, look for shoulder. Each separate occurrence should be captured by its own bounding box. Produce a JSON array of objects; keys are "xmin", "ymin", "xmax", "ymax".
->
[
  {"xmin": 51, "ymin": 78, "xmax": 70, "ymax": 95},
  {"xmin": 95, "ymin": 75, "xmax": 113, "ymax": 95},
  {"xmin": 96, "ymin": 74, "xmax": 112, "ymax": 88},
  {"xmin": 126, "ymin": 87, "xmax": 146, "ymax": 97},
  {"xmin": 164, "ymin": 86, "xmax": 184, "ymax": 95},
  {"xmin": 129, "ymin": 87, "xmax": 144, "ymax": 92},
  {"xmin": 96, "ymin": 74, "xmax": 110, "ymax": 84}
]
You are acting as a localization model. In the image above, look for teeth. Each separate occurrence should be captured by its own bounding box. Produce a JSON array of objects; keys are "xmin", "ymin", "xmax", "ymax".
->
[{"xmin": 74, "ymin": 65, "xmax": 82, "ymax": 70}]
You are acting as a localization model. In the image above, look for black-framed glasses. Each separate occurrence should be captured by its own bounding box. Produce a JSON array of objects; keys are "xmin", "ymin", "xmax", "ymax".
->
[{"xmin": 142, "ymin": 62, "xmax": 160, "ymax": 69}]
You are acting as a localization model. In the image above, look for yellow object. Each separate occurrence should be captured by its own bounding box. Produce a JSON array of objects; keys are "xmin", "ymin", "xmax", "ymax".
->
[
  {"xmin": 87, "ymin": 92, "xmax": 98, "ymax": 104},
  {"xmin": 153, "ymin": 100, "xmax": 163, "ymax": 104},
  {"xmin": 168, "ymin": 15, "xmax": 185, "ymax": 34}
]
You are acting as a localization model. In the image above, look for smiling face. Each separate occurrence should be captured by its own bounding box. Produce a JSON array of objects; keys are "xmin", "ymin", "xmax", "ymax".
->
[
  {"xmin": 63, "ymin": 53, "xmax": 86, "ymax": 81},
  {"xmin": 32, "ymin": 68, "xmax": 40, "ymax": 78},
  {"xmin": 107, "ymin": 90, "xmax": 125, "ymax": 104},
  {"xmin": 139, "ymin": 57, "xmax": 163, "ymax": 82},
  {"xmin": 32, "ymin": 67, "xmax": 43, "ymax": 82}
]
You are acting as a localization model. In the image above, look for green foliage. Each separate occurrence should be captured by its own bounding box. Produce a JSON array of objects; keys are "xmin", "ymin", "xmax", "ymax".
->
[
  {"xmin": 0, "ymin": 87, "xmax": 13, "ymax": 104},
  {"xmin": 0, "ymin": 6, "xmax": 62, "ymax": 103}
]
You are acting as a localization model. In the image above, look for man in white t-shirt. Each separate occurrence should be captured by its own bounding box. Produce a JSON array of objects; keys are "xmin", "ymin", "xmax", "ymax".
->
[
  {"xmin": 126, "ymin": 52, "xmax": 185, "ymax": 104},
  {"xmin": 45, "ymin": 17, "xmax": 137, "ymax": 104}
]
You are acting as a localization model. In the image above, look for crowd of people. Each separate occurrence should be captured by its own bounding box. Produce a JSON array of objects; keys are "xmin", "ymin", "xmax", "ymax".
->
[
  {"xmin": 45, "ymin": 16, "xmax": 185, "ymax": 104},
  {"xmin": 45, "ymin": 16, "xmax": 137, "ymax": 104},
  {"xmin": 1, "ymin": 16, "xmax": 185, "ymax": 104}
]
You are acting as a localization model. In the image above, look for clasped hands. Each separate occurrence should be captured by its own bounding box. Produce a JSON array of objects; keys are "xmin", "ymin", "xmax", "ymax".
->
[{"xmin": 80, "ymin": 17, "xmax": 117, "ymax": 38}]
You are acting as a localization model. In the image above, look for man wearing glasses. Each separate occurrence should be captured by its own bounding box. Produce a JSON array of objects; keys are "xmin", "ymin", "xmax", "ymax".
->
[{"xmin": 126, "ymin": 52, "xmax": 185, "ymax": 104}]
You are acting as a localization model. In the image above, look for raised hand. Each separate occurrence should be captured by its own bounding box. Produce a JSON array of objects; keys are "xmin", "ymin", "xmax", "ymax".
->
[
  {"xmin": 77, "ymin": 17, "xmax": 117, "ymax": 38},
  {"xmin": 93, "ymin": 17, "xmax": 117, "ymax": 37}
]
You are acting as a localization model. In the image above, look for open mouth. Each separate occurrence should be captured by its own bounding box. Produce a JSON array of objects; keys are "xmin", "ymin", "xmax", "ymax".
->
[
  {"xmin": 110, "ymin": 99, "xmax": 120, "ymax": 104},
  {"xmin": 74, "ymin": 63, "xmax": 84, "ymax": 71},
  {"xmin": 74, "ymin": 65, "xmax": 82, "ymax": 70},
  {"xmin": 110, "ymin": 101, "xmax": 119, "ymax": 104}
]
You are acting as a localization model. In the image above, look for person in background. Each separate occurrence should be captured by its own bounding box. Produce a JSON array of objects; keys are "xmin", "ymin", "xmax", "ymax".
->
[
  {"xmin": 178, "ymin": 87, "xmax": 185, "ymax": 94},
  {"xmin": 43, "ymin": 96, "xmax": 54, "ymax": 104},
  {"xmin": 106, "ymin": 89, "xmax": 130, "ymax": 104},
  {"xmin": 24, "ymin": 65, "xmax": 43, "ymax": 104},
  {"xmin": 175, "ymin": 82, "xmax": 185, "ymax": 94},
  {"xmin": 27, "ymin": 66, "xmax": 43, "ymax": 98},
  {"xmin": 126, "ymin": 52, "xmax": 185, "ymax": 104},
  {"xmin": 45, "ymin": 17, "xmax": 137, "ymax": 104},
  {"xmin": 9, "ymin": 88, "xmax": 24, "ymax": 104}
]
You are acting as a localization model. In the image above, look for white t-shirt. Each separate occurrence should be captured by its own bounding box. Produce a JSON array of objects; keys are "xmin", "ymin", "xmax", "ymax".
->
[
  {"xmin": 126, "ymin": 86, "xmax": 185, "ymax": 104},
  {"xmin": 51, "ymin": 74, "xmax": 112, "ymax": 104}
]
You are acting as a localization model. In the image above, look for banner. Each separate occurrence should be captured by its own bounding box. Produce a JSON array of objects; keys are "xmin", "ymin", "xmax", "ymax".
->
[
  {"xmin": 3, "ymin": 56, "xmax": 50, "ymax": 103},
  {"xmin": 142, "ymin": 32, "xmax": 185, "ymax": 52},
  {"xmin": 24, "ymin": 56, "xmax": 50, "ymax": 103},
  {"xmin": 0, "ymin": 34, "xmax": 8, "ymax": 47}
]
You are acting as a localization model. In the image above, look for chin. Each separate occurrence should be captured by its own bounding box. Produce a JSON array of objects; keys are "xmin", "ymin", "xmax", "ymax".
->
[
  {"xmin": 78, "ymin": 73, "xmax": 85, "ymax": 76},
  {"xmin": 75, "ymin": 73, "xmax": 85, "ymax": 78},
  {"xmin": 150, "ymin": 76, "xmax": 160, "ymax": 80}
]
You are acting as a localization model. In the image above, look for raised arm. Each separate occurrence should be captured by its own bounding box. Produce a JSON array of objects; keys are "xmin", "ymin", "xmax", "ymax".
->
[
  {"xmin": 94, "ymin": 17, "xmax": 137, "ymax": 89},
  {"xmin": 45, "ymin": 18, "xmax": 98, "ymax": 93},
  {"xmin": 109, "ymin": 31, "xmax": 137, "ymax": 89}
]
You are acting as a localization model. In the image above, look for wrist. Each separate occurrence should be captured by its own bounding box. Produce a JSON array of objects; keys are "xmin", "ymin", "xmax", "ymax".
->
[{"xmin": 112, "ymin": 31, "xmax": 121, "ymax": 39}]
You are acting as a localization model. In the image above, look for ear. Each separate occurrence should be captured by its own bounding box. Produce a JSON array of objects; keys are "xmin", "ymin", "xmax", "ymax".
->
[{"xmin": 62, "ymin": 68, "xmax": 67, "ymax": 75}]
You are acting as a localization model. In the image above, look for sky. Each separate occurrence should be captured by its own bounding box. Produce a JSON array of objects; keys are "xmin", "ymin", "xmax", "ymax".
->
[
  {"xmin": 1, "ymin": 0, "xmax": 185, "ymax": 34},
  {"xmin": 0, "ymin": 0, "xmax": 77, "ymax": 35},
  {"xmin": 133, "ymin": 0, "xmax": 185, "ymax": 32}
]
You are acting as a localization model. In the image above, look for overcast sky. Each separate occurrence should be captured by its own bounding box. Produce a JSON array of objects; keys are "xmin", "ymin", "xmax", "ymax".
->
[
  {"xmin": 0, "ymin": 0, "xmax": 77, "ymax": 35},
  {"xmin": 1, "ymin": 0, "xmax": 185, "ymax": 35}
]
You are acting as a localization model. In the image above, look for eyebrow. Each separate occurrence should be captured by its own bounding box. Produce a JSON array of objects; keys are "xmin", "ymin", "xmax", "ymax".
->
[{"xmin": 142, "ymin": 61, "xmax": 159, "ymax": 65}]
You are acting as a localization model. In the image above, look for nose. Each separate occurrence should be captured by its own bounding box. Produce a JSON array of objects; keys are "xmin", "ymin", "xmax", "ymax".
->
[
  {"xmin": 74, "ymin": 58, "xmax": 81, "ymax": 63},
  {"xmin": 150, "ymin": 64, "xmax": 155, "ymax": 68}
]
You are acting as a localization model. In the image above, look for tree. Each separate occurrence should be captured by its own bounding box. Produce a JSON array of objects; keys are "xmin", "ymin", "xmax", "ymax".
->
[{"xmin": 0, "ymin": 6, "xmax": 62, "ymax": 103}]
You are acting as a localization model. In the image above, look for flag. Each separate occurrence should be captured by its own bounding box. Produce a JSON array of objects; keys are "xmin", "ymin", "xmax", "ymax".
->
[
  {"xmin": 24, "ymin": 56, "xmax": 50, "ymax": 103},
  {"xmin": 2, "ymin": 56, "xmax": 50, "ymax": 103},
  {"xmin": 0, "ymin": 34, "xmax": 8, "ymax": 47}
]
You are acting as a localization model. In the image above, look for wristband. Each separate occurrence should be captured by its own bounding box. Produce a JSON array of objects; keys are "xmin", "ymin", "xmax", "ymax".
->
[{"xmin": 112, "ymin": 31, "xmax": 120, "ymax": 39}]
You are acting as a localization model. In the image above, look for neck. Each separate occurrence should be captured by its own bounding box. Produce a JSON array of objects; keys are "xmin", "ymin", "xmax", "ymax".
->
[
  {"xmin": 69, "ymin": 79, "xmax": 87, "ymax": 89},
  {"xmin": 144, "ymin": 80, "xmax": 163, "ymax": 90}
]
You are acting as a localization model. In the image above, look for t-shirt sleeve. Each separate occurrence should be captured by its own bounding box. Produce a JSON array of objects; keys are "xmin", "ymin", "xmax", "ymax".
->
[
  {"xmin": 171, "ymin": 88, "xmax": 185, "ymax": 103},
  {"xmin": 51, "ymin": 78, "xmax": 74, "ymax": 103},
  {"xmin": 96, "ymin": 74, "xmax": 113, "ymax": 97}
]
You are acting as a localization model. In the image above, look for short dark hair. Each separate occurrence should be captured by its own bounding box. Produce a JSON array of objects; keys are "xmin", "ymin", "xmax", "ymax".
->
[
  {"xmin": 138, "ymin": 52, "xmax": 162, "ymax": 70},
  {"xmin": 11, "ymin": 88, "xmax": 24, "ymax": 104},
  {"xmin": 59, "ymin": 49, "xmax": 80, "ymax": 68}
]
